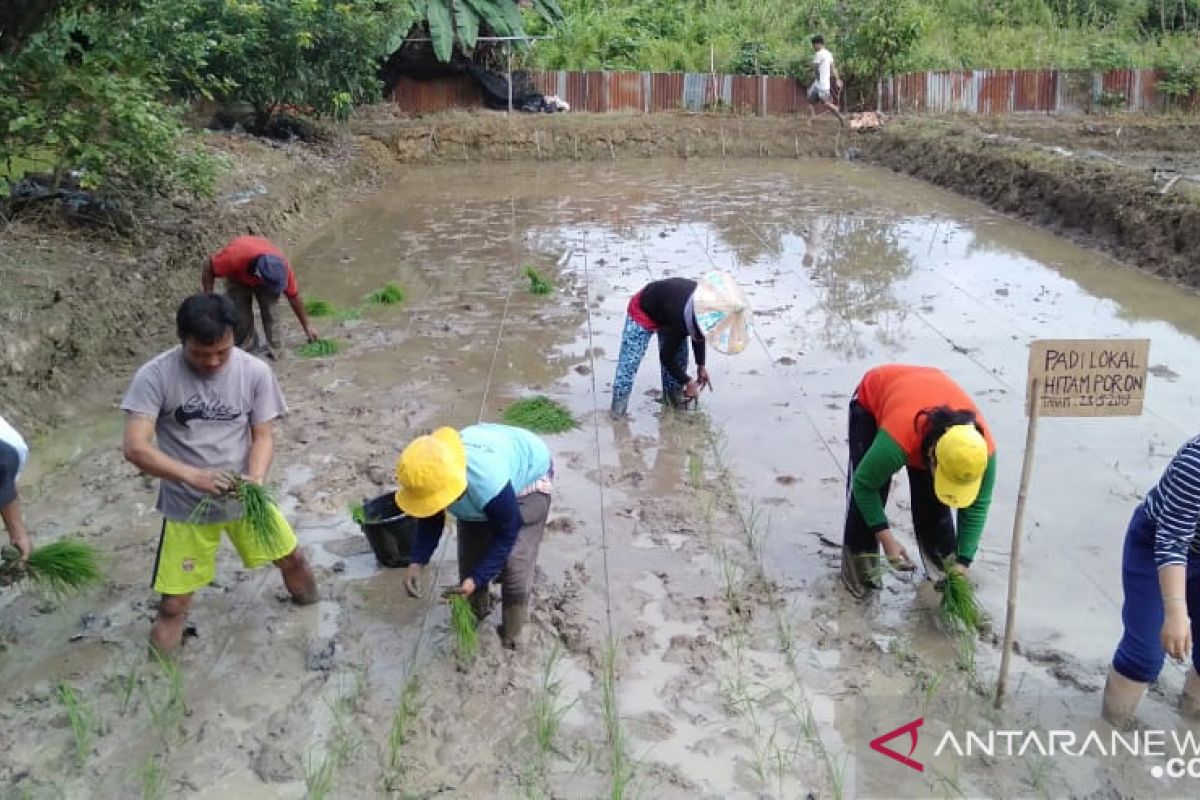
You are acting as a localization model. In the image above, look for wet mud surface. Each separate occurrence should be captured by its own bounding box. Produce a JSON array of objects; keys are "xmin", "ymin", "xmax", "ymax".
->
[{"xmin": 4, "ymin": 158, "xmax": 1200, "ymax": 798}]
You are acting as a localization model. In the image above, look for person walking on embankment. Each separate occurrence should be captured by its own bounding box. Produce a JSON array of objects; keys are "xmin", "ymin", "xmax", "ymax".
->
[
  {"xmin": 121, "ymin": 294, "xmax": 317, "ymax": 653},
  {"xmin": 610, "ymin": 271, "xmax": 752, "ymax": 419},
  {"xmin": 841, "ymin": 364, "xmax": 996, "ymax": 597},
  {"xmin": 0, "ymin": 414, "xmax": 34, "ymax": 575},
  {"xmin": 807, "ymin": 35, "xmax": 845, "ymax": 125},
  {"xmin": 201, "ymin": 235, "xmax": 318, "ymax": 357},
  {"xmin": 397, "ymin": 424, "xmax": 552, "ymax": 649},
  {"xmin": 1102, "ymin": 434, "xmax": 1200, "ymax": 727}
]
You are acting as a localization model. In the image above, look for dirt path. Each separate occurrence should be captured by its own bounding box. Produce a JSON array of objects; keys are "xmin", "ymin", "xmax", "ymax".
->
[{"xmin": 4, "ymin": 157, "xmax": 1200, "ymax": 799}]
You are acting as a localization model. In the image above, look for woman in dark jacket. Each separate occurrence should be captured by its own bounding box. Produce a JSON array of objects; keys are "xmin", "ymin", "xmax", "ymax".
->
[{"xmin": 610, "ymin": 272, "xmax": 750, "ymax": 418}]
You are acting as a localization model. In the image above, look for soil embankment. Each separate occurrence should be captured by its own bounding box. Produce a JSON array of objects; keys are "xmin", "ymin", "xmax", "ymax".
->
[
  {"xmin": 354, "ymin": 108, "xmax": 842, "ymax": 162},
  {"xmin": 860, "ymin": 117, "xmax": 1200, "ymax": 290}
]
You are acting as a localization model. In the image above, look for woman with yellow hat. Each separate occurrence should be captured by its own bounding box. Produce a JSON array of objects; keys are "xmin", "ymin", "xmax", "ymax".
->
[
  {"xmin": 841, "ymin": 365, "xmax": 996, "ymax": 598},
  {"xmin": 610, "ymin": 270, "xmax": 752, "ymax": 418},
  {"xmin": 395, "ymin": 424, "xmax": 552, "ymax": 648}
]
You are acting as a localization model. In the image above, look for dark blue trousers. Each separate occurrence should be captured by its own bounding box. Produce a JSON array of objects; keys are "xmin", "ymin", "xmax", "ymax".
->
[{"xmin": 1112, "ymin": 504, "xmax": 1200, "ymax": 682}]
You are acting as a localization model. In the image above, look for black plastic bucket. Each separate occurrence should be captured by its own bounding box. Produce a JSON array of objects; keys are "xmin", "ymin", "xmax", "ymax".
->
[{"xmin": 359, "ymin": 491, "xmax": 416, "ymax": 568}]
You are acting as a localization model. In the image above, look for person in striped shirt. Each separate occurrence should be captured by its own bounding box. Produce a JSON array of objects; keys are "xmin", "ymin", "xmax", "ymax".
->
[
  {"xmin": 841, "ymin": 365, "xmax": 996, "ymax": 597},
  {"xmin": 1103, "ymin": 435, "xmax": 1200, "ymax": 726}
]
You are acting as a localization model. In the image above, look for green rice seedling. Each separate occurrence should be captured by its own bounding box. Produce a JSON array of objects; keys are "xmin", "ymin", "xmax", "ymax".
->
[
  {"xmin": 448, "ymin": 594, "xmax": 478, "ymax": 665},
  {"xmin": 939, "ymin": 564, "xmax": 982, "ymax": 634},
  {"xmin": 142, "ymin": 646, "xmax": 187, "ymax": 745},
  {"xmin": 386, "ymin": 674, "xmax": 422, "ymax": 771},
  {"xmin": 525, "ymin": 267, "xmax": 552, "ymax": 295},
  {"xmin": 531, "ymin": 644, "xmax": 574, "ymax": 758},
  {"xmin": 502, "ymin": 396, "xmax": 579, "ymax": 434},
  {"xmin": 303, "ymin": 750, "xmax": 336, "ymax": 800},
  {"xmin": 21, "ymin": 540, "xmax": 103, "ymax": 597},
  {"xmin": 297, "ymin": 338, "xmax": 341, "ymax": 358},
  {"xmin": 115, "ymin": 667, "xmax": 138, "ymax": 716},
  {"xmin": 57, "ymin": 684, "xmax": 96, "ymax": 767},
  {"xmin": 304, "ymin": 299, "xmax": 337, "ymax": 317},
  {"xmin": 366, "ymin": 283, "xmax": 405, "ymax": 305},
  {"xmin": 600, "ymin": 640, "xmax": 633, "ymax": 800},
  {"xmin": 139, "ymin": 754, "xmax": 166, "ymax": 800},
  {"xmin": 335, "ymin": 306, "xmax": 362, "ymax": 321},
  {"xmin": 349, "ymin": 501, "xmax": 366, "ymax": 525},
  {"xmin": 233, "ymin": 478, "xmax": 282, "ymax": 551}
]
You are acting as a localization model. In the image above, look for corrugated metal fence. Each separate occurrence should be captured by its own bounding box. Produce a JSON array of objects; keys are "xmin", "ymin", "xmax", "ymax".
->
[{"xmin": 390, "ymin": 68, "xmax": 1189, "ymax": 115}]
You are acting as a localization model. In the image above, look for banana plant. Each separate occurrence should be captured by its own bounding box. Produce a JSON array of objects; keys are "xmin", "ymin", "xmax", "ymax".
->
[{"xmin": 419, "ymin": 0, "xmax": 564, "ymax": 62}]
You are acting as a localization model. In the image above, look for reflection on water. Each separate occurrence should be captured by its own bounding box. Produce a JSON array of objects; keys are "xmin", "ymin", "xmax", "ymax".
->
[{"xmin": 806, "ymin": 214, "xmax": 914, "ymax": 359}]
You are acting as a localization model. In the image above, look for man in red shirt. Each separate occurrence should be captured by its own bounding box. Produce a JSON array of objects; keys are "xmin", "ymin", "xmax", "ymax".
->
[{"xmin": 201, "ymin": 236, "xmax": 318, "ymax": 356}]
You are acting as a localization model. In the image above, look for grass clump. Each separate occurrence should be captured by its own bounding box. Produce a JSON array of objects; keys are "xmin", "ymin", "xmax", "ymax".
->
[
  {"xmin": 57, "ymin": 684, "xmax": 96, "ymax": 767},
  {"xmin": 939, "ymin": 562, "xmax": 982, "ymax": 634},
  {"xmin": 234, "ymin": 478, "xmax": 284, "ymax": 551},
  {"xmin": 525, "ymin": 266, "xmax": 552, "ymax": 295},
  {"xmin": 502, "ymin": 396, "xmax": 579, "ymax": 434},
  {"xmin": 448, "ymin": 594, "xmax": 478, "ymax": 666},
  {"xmin": 297, "ymin": 338, "xmax": 341, "ymax": 358},
  {"xmin": 304, "ymin": 298, "xmax": 337, "ymax": 317},
  {"xmin": 366, "ymin": 283, "xmax": 405, "ymax": 305},
  {"xmin": 2, "ymin": 540, "xmax": 105, "ymax": 596}
]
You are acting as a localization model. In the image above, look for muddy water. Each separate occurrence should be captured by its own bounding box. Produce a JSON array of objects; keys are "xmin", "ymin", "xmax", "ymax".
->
[
  {"xmin": 7, "ymin": 158, "xmax": 1200, "ymax": 799},
  {"xmin": 293, "ymin": 159, "xmax": 1200, "ymax": 796}
]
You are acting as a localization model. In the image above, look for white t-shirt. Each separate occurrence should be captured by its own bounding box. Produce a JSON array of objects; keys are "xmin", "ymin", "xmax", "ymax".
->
[
  {"xmin": 812, "ymin": 48, "xmax": 834, "ymax": 92},
  {"xmin": 0, "ymin": 414, "xmax": 29, "ymax": 477}
]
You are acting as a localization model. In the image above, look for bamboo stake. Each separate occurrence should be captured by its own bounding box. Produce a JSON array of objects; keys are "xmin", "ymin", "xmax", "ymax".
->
[{"xmin": 995, "ymin": 377, "xmax": 1042, "ymax": 708}]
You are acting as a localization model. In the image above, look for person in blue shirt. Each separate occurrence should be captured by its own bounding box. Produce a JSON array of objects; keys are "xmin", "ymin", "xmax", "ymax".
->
[
  {"xmin": 395, "ymin": 424, "xmax": 552, "ymax": 649},
  {"xmin": 1104, "ymin": 435, "xmax": 1200, "ymax": 726}
]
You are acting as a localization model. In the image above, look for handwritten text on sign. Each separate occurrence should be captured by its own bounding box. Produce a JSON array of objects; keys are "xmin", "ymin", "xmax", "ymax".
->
[{"xmin": 1027, "ymin": 339, "xmax": 1150, "ymax": 417}]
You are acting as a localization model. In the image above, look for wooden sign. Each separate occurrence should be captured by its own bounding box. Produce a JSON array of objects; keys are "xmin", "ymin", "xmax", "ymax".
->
[{"xmin": 1026, "ymin": 339, "xmax": 1150, "ymax": 417}]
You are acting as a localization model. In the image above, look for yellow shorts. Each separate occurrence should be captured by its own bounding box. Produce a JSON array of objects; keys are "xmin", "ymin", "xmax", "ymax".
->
[{"xmin": 152, "ymin": 505, "xmax": 298, "ymax": 595}]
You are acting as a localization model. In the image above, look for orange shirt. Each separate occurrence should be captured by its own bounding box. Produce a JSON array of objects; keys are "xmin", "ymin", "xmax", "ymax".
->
[
  {"xmin": 210, "ymin": 236, "xmax": 298, "ymax": 298},
  {"xmin": 855, "ymin": 365, "xmax": 995, "ymax": 469}
]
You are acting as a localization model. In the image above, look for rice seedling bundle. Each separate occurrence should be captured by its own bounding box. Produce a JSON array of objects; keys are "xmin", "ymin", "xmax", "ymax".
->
[
  {"xmin": 939, "ymin": 565, "xmax": 982, "ymax": 634},
  {"xmin": 349, "ymin": 502, "xmax": 367, "ymax": 525},
  {"xmin": 235, "ymin": 478, "xmax": 284, "ymax": 551},
  {"xmin": 297, "ymin": 338, "xmax": 341, "ymax": 357},
  {"xmin": 305, "ymin": 299, "xmax": 337, "ymax": 317},
  {"xmin": 525, "ymin": 267, "xmax": 552, "ymax": 295},
  {"xmin": 4, "ymin": 540, "xmax": 105, "ymax": 596},
  {"xmin": 502, "ymin": 396, "xmax": 579, "ymax": 434},
  {"xmin": 448, "ymin": 594, "xmax": 478, "ymax": 664},
  {"xmin": 367, "ymin": 283, "xmax": 405, "ymax": 305}
]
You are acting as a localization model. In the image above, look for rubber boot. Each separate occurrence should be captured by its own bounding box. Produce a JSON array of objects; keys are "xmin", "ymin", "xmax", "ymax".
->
[
  {"xmin": 663, "ymin": 390, "xmax": 686, "ymax": 409},
  {"xmin": 1181, "ymin": 669, "xmax": 1200, "ymax": 719},
  {"xmin": 500, "ymin": 604, "xmax": 528, "ymax": 650},
  {"xmin": 1101, "ymin": 666, "xmax": 1148, "ymax": 728},
  {"xmin": 840, "ymin": 545, "xmax": 882, "ymax": 599},
  {"xmin": 610, "ymin": 395, "xmax": 629, "ymax": 420}
]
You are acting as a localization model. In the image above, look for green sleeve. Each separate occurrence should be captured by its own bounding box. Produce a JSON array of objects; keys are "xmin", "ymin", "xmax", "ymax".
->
[
  {"xmin": 850, "ymin": 430, "xmax": 908, "ymax": 531},
  {"xmin": 955, "ymin": 453, "xmax": 997, "ymax": 564}
]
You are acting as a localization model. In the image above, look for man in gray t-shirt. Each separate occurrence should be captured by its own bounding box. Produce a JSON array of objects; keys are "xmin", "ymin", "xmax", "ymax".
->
[{"xmin": 122, "ymin": 294, "xmax": 317, "ymax": 653}]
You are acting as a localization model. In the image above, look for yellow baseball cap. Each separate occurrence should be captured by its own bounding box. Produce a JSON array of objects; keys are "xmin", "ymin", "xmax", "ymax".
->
[
  {"xmin": 394, "ymin": 427, "xmax": 467, "ymax": 518},
  {"xmin": 933, "ymin": 424, "xmax": 988, "ymax": 508}
]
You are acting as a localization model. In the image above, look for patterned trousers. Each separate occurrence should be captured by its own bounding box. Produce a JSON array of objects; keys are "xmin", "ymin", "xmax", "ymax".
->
[{"xmin": 610, "ymin": 315, "xmax": 687, "ymax": 415}]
